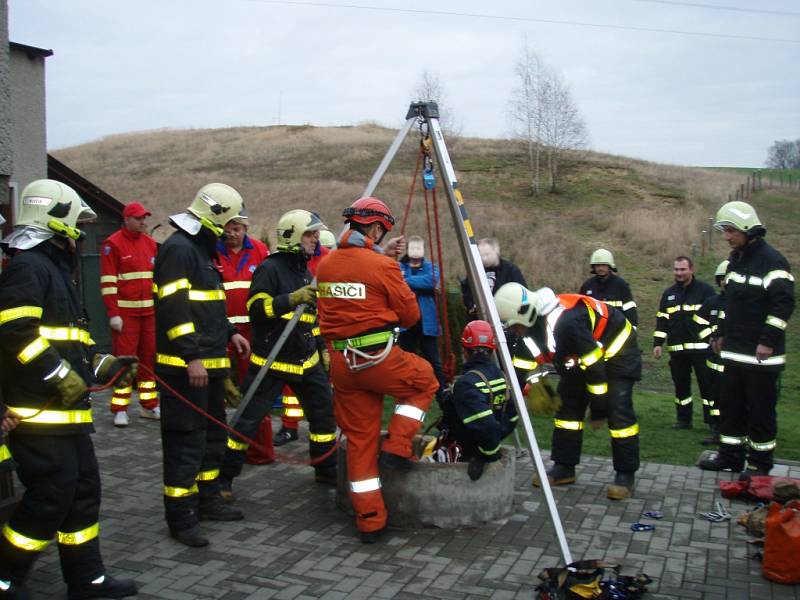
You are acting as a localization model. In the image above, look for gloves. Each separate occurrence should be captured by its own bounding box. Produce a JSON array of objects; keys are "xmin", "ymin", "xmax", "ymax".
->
[
  {"xmin": 468, "ymin": 457, "xmax": 487, "ymax": 481},
  {"xmin": 288, "ymin": 284, "xmax": 317, "ymax": 307},
  {"xmin": 92, "ymin": 354, "xmax": 138, "ymax": 388},
  {"xmin": 223, "ymin": 377, "xmax": 242, "ymax": 408},
  {"xmin": 53, "ymin": 360, "xmax": 89, "ymax": 407},
  {"xmin": 109, "ymin": 316, "xmax": 123, "ymax": 332},
  {"xmin": 320, "ymin": 349, "xmax": 331, "ymax": 373}
]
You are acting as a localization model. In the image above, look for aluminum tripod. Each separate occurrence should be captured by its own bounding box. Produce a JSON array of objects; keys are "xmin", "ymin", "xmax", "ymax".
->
[{"xmin": 363, "ymin": 101, "xmax": 573, "ymax": 564}]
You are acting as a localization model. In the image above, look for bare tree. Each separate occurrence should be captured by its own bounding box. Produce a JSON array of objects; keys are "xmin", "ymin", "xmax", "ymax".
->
[
  {"xmin": 412, "ymin": 70, "xmax": 461, "ymax": 141},
  {"xmin": 766, "ymin": 139, "xmax": 800, "ymax": 169},
  {"xmin": 508, "ymin": 45, "xmax": 547, "ymax": 195}
]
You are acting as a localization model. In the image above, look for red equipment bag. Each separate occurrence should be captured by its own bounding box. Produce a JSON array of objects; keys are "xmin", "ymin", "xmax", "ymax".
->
[
  {"xmin": 245, "ymin": 416, "xmax": 275, "ymax": 465},
  {"xmin": 762, "ymin": 500, "xmax": 800, "ymax": 584}
]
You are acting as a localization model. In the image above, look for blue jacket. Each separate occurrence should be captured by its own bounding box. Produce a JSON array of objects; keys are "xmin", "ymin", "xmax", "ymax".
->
[{"xmin": 400, "ymin": 258, "xmax": 441, "ymax": 336}]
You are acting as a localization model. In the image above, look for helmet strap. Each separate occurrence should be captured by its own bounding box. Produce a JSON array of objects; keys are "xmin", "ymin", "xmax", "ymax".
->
[
  {"xmin": 200, "ymin": 217, "xmax": 224, "ymax": 237},
  {"xmin": 47, "ymin": 219, "xmax": 85, "ymax": 241}
]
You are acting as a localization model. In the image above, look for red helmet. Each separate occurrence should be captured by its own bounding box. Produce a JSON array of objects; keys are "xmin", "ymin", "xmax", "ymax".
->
[
  {"xmin": 342, "ymin": 197, "xmax": 395, "ymax": 231},
  {"xmin": 461, "ymin": 320, "xmax": 495, "ymax": 350}
]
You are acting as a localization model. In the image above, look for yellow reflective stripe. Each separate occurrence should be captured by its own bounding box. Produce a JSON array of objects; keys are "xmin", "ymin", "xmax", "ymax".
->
[
  {"xmin": 138, "ymin": 381, "xmax": 156, "ymax": 389},
  {"xmin": 748, "ymin": 438, "xmax": 776, "ymax": 451},
  {"xmin": 0, "ymin": 445, "xmax": 11, "ymax": 462},
  {"xmin": 100, "ymin": 275, "xmax": 118, "ymax": 283},
  {"xmin": 653, "ymin": 331, "xmax": 667, "ymax": 339},
  {"xmin": 656, "ymin": 311, "xmax": 669, "ymax": 319},
  {"xmin": 114, "ymin": 386, "xmax": 133, "ymax": 394},
  {"xmin": 609, "ymin": 423, "xmax": 639, "ymax": 439},
  {"xmin": 101, "ymin": 287, "xmax": 118, "ymax": 296},
  {"xmin": 698, "ymin": 327, "xmax": 713, "ymax": 339},
  {"xmin": 311, "ymin": 326, "xmax": 320, "ymax": 336},
  {"xmin": 164, "ymin": 484, "xmax": 198, "ymax": 498},
  {"xmin": 710, "ymin": 408, "xmax": 720, "ymax": 416},
  {"xmin": 720, "ymin": 435, "xmax": 746, "ymax": 446},
  {"xmin": 250, "ymin": 351, "xmax": 319, "ymax": 373},
  {"xmin": 720, "ymin": 351, "xmax": 786, "ymax": 366},
  {"xmin": 247, "ymin": 292, "xmax": 276, "ymax": 317},
  {"xmin": 554, "ymin": 419, "xmax": 583, "ymax": 431},
  {"xmin": 17, "ymin": 336, "xmax": 50, "ymax": 364},
  {"xmin": 666, "ymin": 306, "xmax": 680, "ymax": 314},
  {"xmin": 223, "ymin": 281, "xmax": 251, "ymax": 290},
  {"xmin": 188, "ymin": 289, "xmax": 225, "ymax": 301},
  {"xmin": 766, "ymin": 315, "xmax": 787, "ymax": 330},
  {"xmin": 138, "ymin": 392, "xmax": 158, "ymax": 400},
  {"xmin": 167, "ymin": 322, "xmax": 196, "ymax": 340},
  {"xmin": 118, "ymin": 271, "xmax": 153, "ymax": 281},
  {"xmin": 6, "ymin": 406, "xmax": 92, "ymax": 424},
  {"xmin": 683, "ymin": 342, "xmax": 708, "ymax": 350},
  {"xmin": 196, "ymin": 468, "xmax": 219, "ymax": 481},
  {"xmin": 479, "ymin": 442, "xmax": 502, "ymax": 456},
  {"xmin": 674, "ymin": 396, "xmax": 692, "ymax": 406},
  {"xmin": 586, "ymin": 383, "xmax": 608, "ymax": 395},
  {"xmin": 682, "ymin": 304, "xmax": 702, "ymax": 311},
  {"xmin": 309, "ymin": 432, "xmax": 337, "ymax": 443},
  {"xmin": 111, "ymin": 397, "xmax": 130, "ymax": 406},
  {"xmin": 463, "ymin": 409, "xmax": 493, "ymax": 424},
  {"xmin": 763, "ymin": 269, "xmax": 794, "ymax": 288},
  {"xmin": 579, "ymin": 346, "xmax": 604, "ymax": 368},
  {"xmin": 512, "ymin": 357, "xmax": 537, "ymax": 370},
  {"xmin": 2, "ymin": 523, "xmax": 50, "ymax": 551},
  {"xmin": 285, "ymin": 408, "xmax": 305, "ymax": 418},
  {"xmin": 0, "ymin": 306, "xmax": 43, "ymax": 324},
  {"xmin": 331, "ymin": 331, "xmax": 393, "ymax": 351},
  {"xmin": 118, "ymin": 299, "xmax": 154, "ymax": 308},
  {"xmin": 604, "ymin": 300, "xmax": 623, "ymax": 307},
  {"xmin": 706, "ymin": 360, "xmax": 724, "ymax": 372},
  {"xmin": 57, "ymin": 523, "xmax": 99, "ymax": 545},
  {"xmin": 39, "ymin": 326, "xmax": 93, "ymax": 345},
  {"xmin": 227, "ymin": 437, "xmax": 249, "ymax": 451},
  {"xmin": 604, "ymin": 321, "xmax": 632, "ymax": 359},
  {"xmin": 283, "ymin": 396, "xmax": 300, "ymax": 405},
  {"xmin": 158, "ymin": 278, "xmax": 191, "ymax": 298},
  {"xmin": 693, "ymin": 314, "xmax": 710, "ymax": 325},
  {"xmin": 280, "ymin": 311, "xmax": 316, "ymax": 324},
  {"xmin": 702, "ymin": 397, "xmax": 712, "ymax": 406},
  {"xmin": 156, "ymin": 354, "xmax": 230, "ymax": 369},
  {"xmin": 228, "ymin": 315, "xmax": 249, "ymax": 324},
  {"xmin": 666, "ymin": 344, "xmax": 684, "ymax": 352}
]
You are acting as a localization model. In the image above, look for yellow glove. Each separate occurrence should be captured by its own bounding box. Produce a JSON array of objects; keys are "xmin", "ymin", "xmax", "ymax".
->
[
  {"xmin": 288, "ymin": 284, "xmax": 317, "ymax": 307},
  {"xmin": 92, "ymin": 354, "xmax": 138, "ymax": 388},
  {"xmin": 52, "ymin": 360, "xmax": 88, "ymax": 407},
  {"xmin": 525, "ymin": 379, "xmax": 562, "ymax": 416},
  {"xmin": 223, "ymin": 377, "xmax": 242, "ymax": 408},
  {"xmin": 320, "ymin": 349, "xmax": 331, "ymax": 373}
]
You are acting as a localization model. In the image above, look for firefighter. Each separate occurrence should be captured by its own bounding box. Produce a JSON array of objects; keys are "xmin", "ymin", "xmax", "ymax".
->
[
  {"xmin": 440, "ymin": 321, "xmax": 517, "ymax": 481},
  {"xmin": 699, "ymin": 201, "xmax": 794, "ymax": 476},
  {"xmin": 495, "ymin": 282, "xmax": 642, "ymax": 500},
  {"xmin": 219, "ymin": 209, "xmax": 337, "ymax": 498},
  {"xmin": 579, "ymin": 249, "xmax": 638, "ymax": 327},
  {"xmin": 691, "ymin": 260, "xmax": 728, "ymax": 446},
  {"xmin": 653, "ymin": 256, "xmax": 715, "ymax": 429},
  {"xmin": 316, "ymin": 197, "xmax": 439, "ymax": 543},
  {"xmin": 0, "ymin": 179, "xmax": 138, "ymax": 599},
  {"xmin": 100, "ymin": 202, "xmax": 159, "ymax": 427},
  {"xmin": 154, "ymin": 183, "xmax": 251, "ymax": 548}
]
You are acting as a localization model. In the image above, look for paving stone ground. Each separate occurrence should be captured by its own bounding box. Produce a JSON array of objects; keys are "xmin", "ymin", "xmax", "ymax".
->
[{"xmin": 15, "ymin": 391, "xmax": 800, "ymax": 599}]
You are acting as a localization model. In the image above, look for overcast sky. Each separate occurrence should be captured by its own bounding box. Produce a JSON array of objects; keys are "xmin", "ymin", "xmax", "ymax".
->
[{"xmin": 8, "ymin": 0, "xmax": 799, "ymax": 167}]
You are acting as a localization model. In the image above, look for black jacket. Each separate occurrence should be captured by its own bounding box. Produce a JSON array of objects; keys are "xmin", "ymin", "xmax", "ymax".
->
[
  {"xmin": 720, "ymin": 237, "xmax": 794, "ymax": 371},
  {"xmin": 154, "ymin": 228, "xmax": 235, "ymax": 377},
  {"xmin": 693, "ymin": 292, "xmax": 725, "ymax": 372},
  {"xmin": 461, "ymin": 257, "xmax": 527, "ymax": 320},
  {"xmin": 653, "ymin": 277, "xmax": 715, "ymax": 353},
  {"xmin": 579, "ymin": 273, "xmax": 638, "ymax": 327}
]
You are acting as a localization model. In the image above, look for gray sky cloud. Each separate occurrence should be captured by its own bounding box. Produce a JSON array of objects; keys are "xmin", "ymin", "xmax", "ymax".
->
[{"xmin": 9, "ymin": 0, "xmax": 799, "ymax": 166}]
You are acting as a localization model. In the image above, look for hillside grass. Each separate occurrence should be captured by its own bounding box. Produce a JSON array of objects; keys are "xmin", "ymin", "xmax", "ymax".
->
[{"xmin": 54, "ymin": 124, "xmax": 799, "ymax": 465}]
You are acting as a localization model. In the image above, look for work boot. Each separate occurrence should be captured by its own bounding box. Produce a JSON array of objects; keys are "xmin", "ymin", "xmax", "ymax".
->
[
  {"xmin": 697, "ymin": 450, "xmax": 743, "ymax": 472},
  {"xmin": 670, "ymin": 420, "xmax": 692, "ymax": 430},
  {"xmin": 532, "ymin": 463, "xmax": 576, "ymax": 487},
  {"xmin": 0, "ymin": 581, "xmax": 30, "ymax": 600},
  {"xmin": 273, "ymin": 427, "xmax": 298, "ymax": 446},
  {"xmin": 139, "ymin": 406, "xmax": 160, "ymax": 420},
  {"xmin": 199, "ymin": 497, "xmax": 244, "ymax": 521},
  {"xmin": 67, "ymin": 575, "xmax": 138, "ymax": 599},
  {"xmin": 219, "ymin": 477, "xmax": 235, "ymax": 504},
  {"xmin": 360, "ymin": 526, "xmax": 387, "ymax": 544},
  {"xmin": 113, "ymin": 412, "xmax": 129, "ymax": 428},
  {"xmin": 314, "ymin": 467, "xmax": 337, "ymax": 486},
  {"xmin": 378, "ymin": 451, "xmax": 414, "ymax": 471},
  {"xmin": 170, "ymin": 525, "xmax": 208, "ymax": 547},
  {"xmin": 607, "ymin": 471, "xmax": 635, "ymax": 500}
]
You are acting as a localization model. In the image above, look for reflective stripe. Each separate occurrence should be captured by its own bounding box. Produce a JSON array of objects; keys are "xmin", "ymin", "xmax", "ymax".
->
[
  {"xmin": 0, "ymin": 445, "xmax": 10, "ymax": 463},
  {"xmin": 118, "ymin": 271, "xmax": 153, "ymax": 281},
  {"xmin": 609, "ymin": 423, "xmax": 639, "ymax": 438},
  {"xmin": 653, "ymin": 331, "xmax": 667, "ymax": 339},
  {"xmin": 196, "ymin": 468, "xmax": 219, "ymax": 481},
  {"xmin": 6, "ymin": 406, "xmax": 92, "ymax": 424},
  {"xmin": 227, "ymin": 437, "xmax": 249, "ymax": 451},
  {"xmin": 698, "ymin": 327, "xmax": 713, "ymax": 339},
  {"xmin": 763, "ymin": 269, "xmax": 794, "ymax": 288},
  {"xmin": 579, "ymin": 345, "xmax": 604, "ymax": 368},
  {"xmin": 158, "ymin": 278, "xmax": 191, "ymax": 298},
  {"xmin": 394, "ymin": 404, "xmax": 425, "ymax": 422},
  {"xmin": 250, "ymin": 351, "xmax": 319, "ymax": 374},
  {"xmin": 156, "ymin": 354, "xmax": 230, "ymax": 369},
  {"xmin": 706, "ymin": 360, "xmax": 724, "ymax": 372},
  {"xmin": 44, "ymin": 361, "xmax": 70, "ymax": 381},
  {"xmin": 57, "ymin": 523, "xmax": 99, "ymax": 545},
  {"xmin": 309, "ymin": 432, "xmax": 337, "ymax": 443},
  {"xmin": 228, "ymin": 315, "xmax": 250, "ymax": 324},
  {"xmin": 720, "ymin": 434, "xmax": 746, "ymax": 446},
  {"xmin": 479, "ymin": 442, "xmax": 502, "ymax": 457},
  {"xmin": 666, "ymin": 306, "xmax": 680, "ymax": 314},
  {"xmin": 749, "ymin": 438, "xmax": 776, "ymax": 451},
  {"xmin": 656, "ymin": 312, "xmax": 669, "ymax": 319},
  {"xmin": 766, "ymin": 315, "xmax": 787, "ymax": 330},
  {"xmin": 188, "ymin": 289, "xmax": 225, "ymax": 301},
  {"xmin": 17, "ymin": 336, "xmax": 50, "ymax": 363},
  {"xmin": 138, "ymin": 391, "xmax": 158, "ymax": 401},
  {"xmin": 682, "ymin": 304, "xmax": 702, "ymax": 311},
  {"xmin": 710, "ymin": 408, "xmax": 720, "ymax": 416},
  {"xmin": 139, "ymin": 381, "xmax": 156, "ymax": 389},
  {"xmin": 604, "ymin": 320, "xmax": 632, "ymax": 359},
  {"xmin": 693, "ymin": 314, "xmax": 710, "ymax": 325},
  {"xmin": 463, "ymin": 409, "xmax": 493, "ymax": 424},
  {"xmin": 247, "ymin": 292, "xmax": 276, "ymax": 317},
  {"xmin": 674, "ymin": 396, "xmax": 692, "ymax": 406},
  {"xmin": 2, "ymin": 523, "xmax": 49, "ymax": 551},
  {"xmin": 40, "ymin": 326, "xmax": 93, "ymax": 345},
  {"xmin": 605, "ymin": 300, "xmax": 623, "ymax": 307},
  {"xmin": 167, "ymin": 322, "xmax": 196, "ymax": 340},
  {"xmin": 280, "ymin": 311, "xmax": 316, "ymax": 324},
  {"xmin": 349, "ymin": 478, "xmax": 381, "ymax": 493},
  {"xmin": 684, "ymin": 342, "xmax": 708, "ymax": 350},
  {"xmin": 475, "ymin": 378, "xmax": 507, "ymax": 393},
  {"xmin": 622, "ymin": 301, "xmax": 637, "ymax": 311},
  {"xmin": 0, "ymin": 306, "xmax": 43, "ymax": 324},
  {"xmin": 554, "ymin": 419, "xmax": 583, "ymax": 431},
  {"xmin": 586, "ymin": 383, "xmax": 608, "ymax": 395},
  {"xmin": 331, "ymin": 331, "xmax": 393, "ymax": 351},
  {"xmin": 114, "ymin": 386, "xmax": 133, "ymax": 394},
  {"xmin": 512, "ymin": 357, "xmax": 537, "ymax": 370},
  {"xmin": 110, "ymin": 396, "xmax": 129, "ymax": 406},
  {"xmin": 118, "ymin": 299, "xmax": 154, "ymax": 308},
  {"xmin": 702, "ymin": 397, "xmax": 712, "ymax": 406},
  {"xmin": 283, "ymin": 396, "xmax": 300, "ymax": 405},
  {"xmin": 523, "ymin": 336, "xmax": 542, "ymax": 358},
  {"xmin": 223, "ymin": 281, "xmax": 251, "ymax": 290},
  {"xmin": 100, "ymin": 275, "xmax": 118, "ymax": 283},
  {"xmin": 164, "ymin": 484, "xmax": 198, "ymax": 498},
  {"xmin": 720, "ymin": 350, "xmax": 786, "ymax": 366},
  {"xmin": 285, "ymin": 408, "xmax": 305, "ymax": 418},
  {"xmin": 311, "ymin": 326, "xmax": 320, "ymax": 336},
  {"xmin": 101, "ymin": 287, "xmax": 118, "ymax": 296}
]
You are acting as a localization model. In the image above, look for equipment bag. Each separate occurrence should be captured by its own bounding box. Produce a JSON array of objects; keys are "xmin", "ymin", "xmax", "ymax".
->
[
  {"xmin": 762, "ymin": 500, "xmax": 800, "ymax": 584},
  {"xmin": 535, "ymin": 560, "xmax": 651, "ymax": 599}
]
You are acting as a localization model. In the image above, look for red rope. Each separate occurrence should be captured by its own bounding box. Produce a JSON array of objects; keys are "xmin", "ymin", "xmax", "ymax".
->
[
  {"xmin": 400, "ymin": 149, "xmax": 424, "ymax": 238},
  {"xmin": 431, "ymin": 189, "xmax": 455, "ymax": 381}
]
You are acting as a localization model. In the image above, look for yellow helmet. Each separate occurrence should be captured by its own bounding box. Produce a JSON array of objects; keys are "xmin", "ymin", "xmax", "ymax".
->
[
  {"xmin": 187, "ymin": 183, "xmax": 246, "ymax": 237},
  {"xmin": 715, "ymin": 259, "xmax": 729, "ymax": 278},
  {"xmin": 714, "ymin": 201, "xmax": 763, "ymax": 235},
  {"xmin": 15, "ymin": 179, "xmax": 86, "ymax": 241},
  {"xmin": 276, "ymin": 210, "xmax": 327, "ymax": 253},
  {"xmin": 590, "ymin": 248, "xmax": 616, "ymax": 271}
]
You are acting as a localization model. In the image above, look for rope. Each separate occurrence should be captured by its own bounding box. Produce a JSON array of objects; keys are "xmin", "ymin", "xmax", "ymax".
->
[
  {"xmin": 399, "ymin": 149, "xmax": 424, "ymax": 239},
  {"xmin": 431, "ymin": 188, "xmax": 455, "ymax": 381}
]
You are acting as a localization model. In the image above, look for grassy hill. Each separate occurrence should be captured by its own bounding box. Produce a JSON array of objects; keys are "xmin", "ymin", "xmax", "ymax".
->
[{"xmin": 54, "ymin": 124, "xmax": 800, "ymax": 463}]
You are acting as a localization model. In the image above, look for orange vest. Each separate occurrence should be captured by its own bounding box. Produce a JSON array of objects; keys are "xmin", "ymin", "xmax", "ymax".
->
[{"xmin": 557, "ymin": 294, "xmax": 609, "ymax": 341}]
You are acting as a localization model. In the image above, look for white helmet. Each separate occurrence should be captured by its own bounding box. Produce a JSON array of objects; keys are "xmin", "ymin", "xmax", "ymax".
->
[
  {"xmin": 590, "ymin": 248, "xmax": 617, "ymax": 272},
  {"xmin": 15, "ymin": 179, "xmax": 86, "ymax": 241},
  {"xmin": 186, "ymin": 183, "xmax": 246, "ymax": 237},
  {"xmin": 494, "ymin": 283, "xmax": 559, "ymax": 328}
]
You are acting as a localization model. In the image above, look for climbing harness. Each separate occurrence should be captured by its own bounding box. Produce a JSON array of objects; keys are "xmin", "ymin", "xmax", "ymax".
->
[{"xmin": 339, "ymin": 329, "xmax": 399, "ymax": 372}]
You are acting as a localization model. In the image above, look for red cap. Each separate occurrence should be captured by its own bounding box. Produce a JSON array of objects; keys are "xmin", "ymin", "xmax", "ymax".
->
[{"xmin": 123, "ymin": 202, "xmax": 151, "ymax": 218}]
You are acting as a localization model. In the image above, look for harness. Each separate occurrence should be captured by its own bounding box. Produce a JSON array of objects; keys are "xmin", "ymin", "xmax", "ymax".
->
[
  {"xmin": 557, "ymin": 294, "xmax": 609, "ymax": 341},
  {"xmin": 330, "ymin": 328, "xmax": 399, "ymax": 372}
]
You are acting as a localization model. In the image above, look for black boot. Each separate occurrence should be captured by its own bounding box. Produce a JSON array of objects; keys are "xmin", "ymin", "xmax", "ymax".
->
[
  {"xmin": 607, "ymin": 471, "xmax": 635, "ymax": 500},
  {"xmin": 697, "ymin": 450, "xmax": 743, "ymax": 472},
  {"xmin": 199, "ymin": 496, "xmax": 244, "ymax": 521},
  {"xmin": 219, "ymin": 477, "xmax": 235, "ymax": 504},
  {"xmin": 314, "ymin": 466, "xmax": 337, "ymax": 485},
  {"xmin": 273, "ymin": 427, "xmax": 299, "ymax": 446},
  {"xmin": 360, "ymin": 526, "xmax": 387, "ymax": 544},
  {"xmin": 0, "ymin": 581, "xmax": 30, "ymax": 600},
  {"xmin": 378, "ymin": 451, "xmax": 414, "ymax": 471},
  {"xmin": 169, "ymin": 525, "xmax": 208, "ymax": 547},
  {"xmin": 532, "ymin": 463, "xmax": 576, "ymax": 487},
  {"xmin": 67, "ymin": 575, "xmax": 138, "ymax": 599}
]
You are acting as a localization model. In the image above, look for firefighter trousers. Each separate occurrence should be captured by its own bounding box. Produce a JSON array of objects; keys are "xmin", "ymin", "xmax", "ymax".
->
[
  {"xmin": 551, "ymin": 375, "xmax": 640, "ymax": 473},
  {"xmin": 718, "ymin": 364, "xmax": 779, "ymax": 472},
  {"xmin": 668, "ymin": 351, "xmax": 713, "ymax": 424},
  {"xmin": 0, "ymin": 432, "xmax": 104, "ymax": 585},
  {"xmin": 220, "ymin": 363, "xmax": 337, "ymax": 480},
  {"xmin": 158, "ymin": 374, "xmax": 226, "ymax": 532},
  {"xmin": 111, "ymin": 313, "xmax": 157, "ymax": 412},
  {"xmin": 330, "ymin": 346, "xmax": 438, "ymax": 533}
]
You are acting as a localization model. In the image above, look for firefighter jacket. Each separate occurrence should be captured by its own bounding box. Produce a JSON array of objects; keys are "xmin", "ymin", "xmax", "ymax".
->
[
  {"xmin": 444, "ymin": 354, "xmax": 517, "ymax": 461},
  {"xmin": 215, "ymin": 235, "xmax": 269, "ymax": 329},
  {"xmin": 693, "ymin": 292, "xmax": 725, "ymax": 373},
  {"xmin": 154, "ymin": 228, "xmax": 235, "ymax": 378},
  {"xmin": 0, "ymin": 243, "xmax": 95, "ymax": 435},
  {"xmin": 100, "ymin": 227, "xmax": 157, "ymax": 318},
  {"xmin": 400, "ymin": 257, "xmax": 441, "ymax": 336},
  {"xmin": 316, "ymin": 229, "xmax": 420, "ymax": 341},
  {"xmin": 460, "ymin": 257, "xmax": 527, "ymax": 320},
  {"xmin": 719, "ymin": 237, "xmax": 794, "ymax": 371},
  {"xmin": 653, "ymin": 277, "xmax": 715, "ymax": 353},
  {"xmin": 246, "ymin": 251, "xmax": 324, "ymax": 379},
  {"xmin": 0, "ymin": 377, "xmax": 14, "ymax": 472},
  {"xmin": 579, "ymin": 273, "xmax": 638, "ymax": 327}
]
